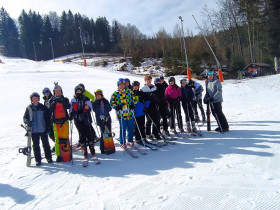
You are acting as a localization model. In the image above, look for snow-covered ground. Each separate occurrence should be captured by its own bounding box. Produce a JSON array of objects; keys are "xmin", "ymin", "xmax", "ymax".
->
[{"xmin": 0, "ymin": 55, "xmax": 280, "ymax": 209}]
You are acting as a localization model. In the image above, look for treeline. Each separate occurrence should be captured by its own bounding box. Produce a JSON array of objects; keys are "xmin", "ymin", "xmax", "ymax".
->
[{"xmin": 0, "ymin": 0, "xmax": 279, "ymax": 75}]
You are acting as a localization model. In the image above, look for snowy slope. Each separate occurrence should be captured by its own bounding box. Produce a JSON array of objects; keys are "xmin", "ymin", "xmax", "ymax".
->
[{"xmin": 0, "ymin": 56, "xmax": 280, "ymax": 210}]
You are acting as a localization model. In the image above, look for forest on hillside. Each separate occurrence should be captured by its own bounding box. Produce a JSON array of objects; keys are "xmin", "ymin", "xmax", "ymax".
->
[{"xmin": 0, "ymin": 0, "xmax": 279, "ymax": 75}]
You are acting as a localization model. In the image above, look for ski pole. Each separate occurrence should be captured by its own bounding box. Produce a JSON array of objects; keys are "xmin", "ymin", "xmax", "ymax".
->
[
  {"xmin": 119, "ymin": 110, "xmax": 125, "ymax": 146},
  {"xmin": 174, "ymin": 101, "xmax": 183, "ymax": 132},
  {"xmin": 91, "ymin": 112, "xmax": 101, "ymax": 138},
  {"xmin": 130, "ymin": 109, "xmax": 146, "ymax": 148},
  {"xmin": 146, "ymin": 114, "xmax": 165, "ymax": 140},
  {"xmin": 209, "ymin": 102, "xmax": 224, "ymax": 134}
]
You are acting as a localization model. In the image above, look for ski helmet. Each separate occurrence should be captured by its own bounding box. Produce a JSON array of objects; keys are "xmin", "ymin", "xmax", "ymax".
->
[
  {"xmin": 168, "ymin": 77, "xmax": 175, "ymax": 83},
  {"xmin": 78, "ymin": 83, "xmax": 85, "ymax": 91},
  {"xmin": 74, "ymin": 85, "xmax": 84, "ymax": 93},
  {"xmin": 154, "ymin": 78, "xmax": 160, "ymax": 83},
  {"xmin": 53, "ymin": 82, "xmax": 63, "ymax": 95},
  {"xmin": 30, "ymin": 92, "xmax": 40, "ymax": 101},
  {"xmin": 207, "ymin": 69, "xmax": 214, "ymax": 75},
  {"xmin": 117, "ymin": 78, "xmax": 125, "ymax": 86},
  {"xmin": 160, "ymin": 76, "xmax": 164, "ymax": 80},
  {"xmin": 180, "ymin": 78, "xmax": 187, "ymax": 84},
  {"xmin": 42, "ymin": 87, "xmax": 51, "ymax": 95},
  {"xmin": 132, "ymin": 81, "xmax": 140, "ymax": 87},
  {"xmin": 94, "ymin": 89, "xmax": 103, "ymax": 97},
  {"xmin": 125, "ymin": 78, "xmax": 130, "ymax": 84}
]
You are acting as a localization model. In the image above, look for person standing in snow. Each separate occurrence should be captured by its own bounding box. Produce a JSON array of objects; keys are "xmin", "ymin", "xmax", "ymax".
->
[
  {"xmin": 23, "ymin": 92, "xmax": 53, "ymax": 166},
  {"xmin": 92, "ymin": 89, "xmax": 112, "ymax": 154},
  {"xmin": 165, "ymin": 77, "xmax": 184, "ymax": 133},
  {"xmin": 125, "ymin": 78, "xmax": 133, "ymax": 90},
  {"xmin": 188, "ymin": 79, "xmax": 206, "ymax": 123},
  {"xmin": 141, "ymin": 75, "xmax": 162, "ymax": 140},
  {"xmin": 204, "ymin": 70, "xmax": 229, "ymax": 132},
  {"xmin": 154, "ymin": 77, "xmax": 170, "ymax": 136},
  {"xmin": 110, "ymin": 78, "xmax": 137, "ymax": 148},
  {"xmin": 69, "ymin": 85, "xmax": 96, "ymax": 159},
  {"xmin": 160, "ymin": 76, "xmax": 168, "ymax": 89},
  {"xmin": 180, "ymin": 78, "xmax": 197, "ymax": 132}
]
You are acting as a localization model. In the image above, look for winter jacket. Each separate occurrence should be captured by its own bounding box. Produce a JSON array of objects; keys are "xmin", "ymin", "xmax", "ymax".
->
[
  {"xmin": 69, "ymin": 94, "xmax": 93, "ymax": 125},
  {"xmin": 43, "ymin": 93, "xmax": 53, "ymax": 109},
  {"xmin": 23, "ymin": 103, "xmax": 50, "ymax": 133},
  {"xmin": 110, "ymin": 88, "xmax": 137, "ymax": 120},
  {"xmin": 155, "ymin": 83, "xmax": 168, "ymax": 106},
  {"xmin": 192, "ymin": 81, "xmax": 204, "ymax": 101},
  {"xmin": 165, "ymin": 84, "xmax": 182, "ymax": 101},
  {"xmin": 133, "ymin": 90, "xmax": 149, "ymax": 117},
  {"xmin": 92, "ymin": 98, "xmax": 112, "ymax": 126},
  {"xmin": 206, "ymin": 77, "xmax": 223, "ymax": 103},
  {"xmin": 49, "ymin": 95, "xmax": 70, "ymax": 123},
  {"xmin": 141, "ymin": 84, "xmax": 160, "ymax": 110},
  {"xmin": 181, "ymin": 85, "xmax": 194, "ymax": 103}
]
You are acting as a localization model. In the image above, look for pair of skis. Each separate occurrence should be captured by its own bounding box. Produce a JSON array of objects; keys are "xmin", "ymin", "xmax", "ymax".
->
[{"xmin": 120, "ymin": 143, "xmax": 148, "ymax": 158}]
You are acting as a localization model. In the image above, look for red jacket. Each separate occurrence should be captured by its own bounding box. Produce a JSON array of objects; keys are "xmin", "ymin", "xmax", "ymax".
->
[{"xmin": 165, "ymin": 84, "xmax": 182, "ymax": 100}]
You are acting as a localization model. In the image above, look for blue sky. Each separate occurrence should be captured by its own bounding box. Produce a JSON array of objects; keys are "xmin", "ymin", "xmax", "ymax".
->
[{"xmin": 1, "ymin": 0, "xmax": 217, "ymax": 36}]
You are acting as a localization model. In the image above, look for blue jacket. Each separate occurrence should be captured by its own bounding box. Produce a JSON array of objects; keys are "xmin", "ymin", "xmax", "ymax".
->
[
  {"xmin": 23, "ymin": 103, "xmax": 50, "ymax": 133},
  {"xmin": 133, "ymin": 90, "xmax": 149, "ymax": 117},
  {"xmin": 181, "ymin": 85, "xmax": 194, "ymax": 103},
  {"xmin": 92, "ymin": 98, "xmax": 112, "ymax": 126}
]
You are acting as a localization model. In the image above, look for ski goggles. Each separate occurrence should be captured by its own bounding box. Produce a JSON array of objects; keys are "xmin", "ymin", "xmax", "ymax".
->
[
  {"xmin": 95, "ymin": 91, "xmax": 102, "ymax": 96},
  {"xmin": 207, "ymin": 71, "xmax": 214, "ymax": 75}
]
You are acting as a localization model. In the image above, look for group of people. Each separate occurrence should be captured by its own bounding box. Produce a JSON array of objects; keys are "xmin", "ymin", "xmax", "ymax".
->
[{"xmin": 23, "ymin": 70, "xmax": 229, "ymax": 166}]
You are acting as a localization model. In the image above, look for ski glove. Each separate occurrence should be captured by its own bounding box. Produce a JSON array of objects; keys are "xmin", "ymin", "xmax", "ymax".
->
[
  {"xmin": 116, "ymin": 104, "xmax": 122, "ymax": 111},
  {"xmin": 129, "ymin": 104, "xmax": 135, "ymax": 110}
]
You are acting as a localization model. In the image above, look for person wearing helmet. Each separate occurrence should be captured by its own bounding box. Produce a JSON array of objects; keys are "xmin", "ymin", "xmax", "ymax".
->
[
  {"xmin": 69, "ymin": 85, "xmax": 96, "ymax": 161},
  {"xmin": 23, "ymin": 92, "xmax": 53, "ymax": 166},
  {"xmin": 92, "ymin": 89, "xmax": 113, "ymax": 154},
  {"xmin": 180, "ymin": 78, "xmax": 197, "ymax": 132},
  {"xmin": 77, "ymin": 83, "xmax": 95, "ymax": 102},
  {"xmin": 110, "ymin": 78, "xmax": 137, "ymax": 148},
  {"xmin": 125, "ymin": 78, "xmax": 132, "ymax": 90},
  {"xmin": 141, "ymin": 75, "xmax": 161, "ymax": 140},
  {"xmin": 188, "ymin": 79, "xmax": 206, "ymax": 123},
  {"xmin": 204, "ymin": 70, "xmax": 229, "ymax": 132},
  {"xmin": 165, "ymin": 77, "xmax": 184, "ymax": 133},
  {"xmin": 49, "ymin": 83, "xmax": 71, "ymax": 162}
]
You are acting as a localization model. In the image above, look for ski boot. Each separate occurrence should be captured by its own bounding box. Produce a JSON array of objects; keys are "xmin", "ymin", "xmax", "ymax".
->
[
  {"xmin": 202, "ymin": 115, "xmax": 206, "ymax": 124},
  {"xmin": 163, "ymin": 130, "xmax": 170, "ymax": 136},
  {"xmin": 89, "ymin": 141, "xmax": 95, "ymax": 156},
  {"xmin": 170, "ymin": 128, "xmax": 177, "ymax": 134},
  {"xmin": 186, "ymin": 121, "xmax": 192, "ymax": 132},
  {"xmin": 191, "ymin": 121, "xmax": 197, "ymax": 132},
  {"xmin": 194, "ymin": 115, "xmax": 200, "ymax": 122}
]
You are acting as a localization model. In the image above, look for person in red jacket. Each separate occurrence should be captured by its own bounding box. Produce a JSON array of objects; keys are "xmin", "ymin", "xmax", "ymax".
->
[{"xmin": 165, "ymin": 77, "xmax": 184, "ymax": 133}]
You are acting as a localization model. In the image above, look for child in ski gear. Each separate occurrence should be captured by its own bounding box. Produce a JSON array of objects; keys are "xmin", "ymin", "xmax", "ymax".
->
[
  {"xmin": 77, "ymin": 83, "xmax": 98, "ymax": 142},
  {"xmin": 188, "ymin": 79, "xmax": 206, "ymax": 123},
  {"xmin": 110, "ymin": 78, "xmax": 137, "ymax": 148},
  {"xmin": 141, "ymin": 75, "xmax": 161, "ymax": 140},
  {"xmin": 154, "ymin": 78, "xmax": 170, "ymax": 135},
  {"xmin": 125, "ymin": 78, "xmax": 132, "ymax": 90},
  {"xmin": 132, "ymin": 81, "xmax": 149, "ymax": 143},
  {"xmin": 204, "ymin": 70, "xmax": 229, "ymax": 132},
  {"xmin": 49, "ymin": 83, "xmax": 71, "ymax": 162},
  {"xmin": 92, "ymin": 89, "xmax": 113, "ymax": 154},
  {"xmin": 160, "ymin": 76, "xmax": 168, "ymax": 89},
  {"xmin": 180, "ymin": 79, "xmax": 197, "ymax": 132},
  {"xmin": 23, "ymin": 92, "xmax": 52, "ymax": 166},
  {"xmin": 42, "ymin": 87, "xmax": 55, "ymax": 148},
  {"xmin": 69, "ymin": 85, "xmax": 96, "ymax": 158},
  {"xmin": 165, "ymin": 77, "xmax": 184, "ymax": 133}
]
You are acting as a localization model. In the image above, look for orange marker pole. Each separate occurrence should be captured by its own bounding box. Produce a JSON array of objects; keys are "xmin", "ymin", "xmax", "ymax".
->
[
  {"xmin": 187, "ymin": 69, "xmax": 191, "ymax": 80},
  {"xmin": 218, "ymin": 69, "xmax": 223, "ymax": 82},
  {"xmin": 84, "ymin": 59, "xmax": 87, "ymax": 67}
]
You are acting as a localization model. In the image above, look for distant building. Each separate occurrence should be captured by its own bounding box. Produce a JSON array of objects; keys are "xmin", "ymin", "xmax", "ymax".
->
[{"xmin": 243, "ymin": 63, "xmax": 273, "ymax": 76}]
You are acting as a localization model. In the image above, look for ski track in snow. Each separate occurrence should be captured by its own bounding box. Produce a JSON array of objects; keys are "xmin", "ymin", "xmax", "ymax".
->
[{"xmin": 0, "ymin": 56, "xmax": 280, "ymax": 209}]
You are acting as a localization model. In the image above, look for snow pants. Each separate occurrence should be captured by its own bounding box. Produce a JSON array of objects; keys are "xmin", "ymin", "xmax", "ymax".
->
[
  {"xmin": 119, "ymin": 118, "xmax": 134, "ymax": 144},
  {"xmin": 158, "ymin": 104, "xmax": 169, "ymax": 131},
  {"xmin": 169, "ymin": 100, "xmax": 183, "ymax": 130},
  {"xmin": 182, "ymin": 101, "xmax": 195, "ymax": 122},
  {"xmin": 145, "ymin": 107, "xmax": 161, "ymax": 136},
  {"xmin": 134, "ymin": 115, "xmax": 146, "ymax": 142},
  {"xmin": 210, "ymin": 102, "xmax": 229, "ymax": 130},
  {"xmin": 31, "ymin": 132, "xmax": 52, "ymax": 163},
  {"xmin": 193, "ymin": 99, "xmax": 205, "ymax": 120}
]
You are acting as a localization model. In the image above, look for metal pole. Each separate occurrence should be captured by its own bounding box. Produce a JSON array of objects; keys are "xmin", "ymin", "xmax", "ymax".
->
[
  {"xmin": 192, "ymin": 15, "xmax": 221, "ymax": 70},
  {"xmin": 49, "ymin": 38, "xmax": 55, "ymax": 60},
  {"xmin": 33, "ymin": 42, "xmax": 37, "ymax": 61},
  {"xmin": 78, "ymin": 26, "xmax": 85, "ymax": 58},
  {"xmin": 178, "ymin": 16, "xmax": 189, "ymax": 69}
]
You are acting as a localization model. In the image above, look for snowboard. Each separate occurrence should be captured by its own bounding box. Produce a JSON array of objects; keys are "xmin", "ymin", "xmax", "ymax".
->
[
  {"xmin": 53, "ymin": 102, "xmax": 72, "ymax": 162},
  {"xmin": 103, "ymin": 124, "xmax": 115, "ymax": 154}
]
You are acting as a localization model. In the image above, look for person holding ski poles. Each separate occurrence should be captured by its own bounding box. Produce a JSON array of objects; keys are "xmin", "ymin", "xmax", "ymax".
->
[
  {"xmin": 69, "ymin": 85, "xmax": 96, "ymax": 160},
  {"xmin": 180, "ymin": 78, "xmax": 197, "ymax": 132},
  {"xmin": 188, "ymin": 79, "xmax": 206, "ymax": 123},
  {"xmin": 23, "ymin": 92, "xmax": 53, "ymax": 166},
  {"xmin": 204, "ymin": 70, "xmax": 229, "ymax": 132},
  {"xmin": 165, "ymin": 77, "xmax": 184, "ymax": 133},
  {"xmin": 141, "ymin": 75, "xmax": 162, "ymax": 140},
  {"xmin": 154, "ymin": 77, "xmax": 170, "ymax": 136},
  {"xmin": 110, "ymin": 78, "xmax": 137, "ymax": 148},
  {"xmin": 92, "ymin": 89, "xmax": 113, "ymax": 154}
]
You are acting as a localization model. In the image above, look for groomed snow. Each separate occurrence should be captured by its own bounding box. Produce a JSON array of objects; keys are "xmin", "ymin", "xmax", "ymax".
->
[{"xmin": 0, "ymin": 56, "xmax": 280, "ymax": 209}]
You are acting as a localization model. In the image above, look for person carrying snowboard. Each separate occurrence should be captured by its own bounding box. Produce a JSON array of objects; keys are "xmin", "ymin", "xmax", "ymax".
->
[
  {"xmin": 180, "ymin": 78, "xmax": 197, "ymax": 132},
  {"xmin": 110, "ymin": 78, "xmax": 137, "ymax": 148},
  {"xmin": 204, "ymin": 70, "xmax": 229, "ymax": 132},
  {"xmin": 92, "ymin": 89, "xmax": 114, "ymax": 154},
  {"xmin": 69, "ymin": 85, "xmax": 96, "ymax": 161},
  {"xmin": 49, "ymin": 83, "xmax": 71, "ymax": 162},
  {"xmin": 141, "ymin": 75, "xmax": 162, "ymax": 140},
  {"xmin": 23, "ymin": 92, "xmax": 52, "ymax": 166},
  {"xmin": 188, "ymin": 79, "xmax": 206, "ymax": 123},
  {"xmin": 165, "ymin": 77, "xmax": 184, "ymax": 133}
]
